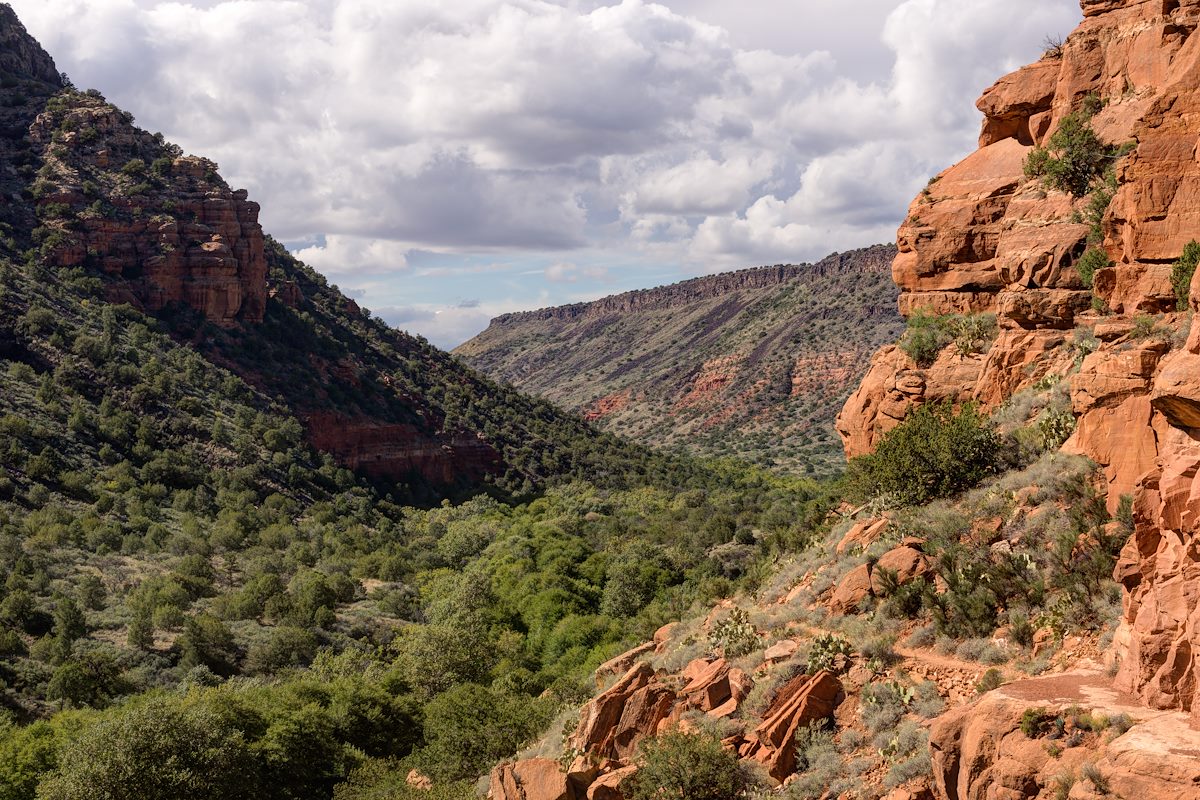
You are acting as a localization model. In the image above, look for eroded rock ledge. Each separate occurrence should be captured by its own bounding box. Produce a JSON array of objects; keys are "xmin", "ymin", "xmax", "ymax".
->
[{"xmin": 838, "ymin": 0, "xmax": 1200, "ymax": 726}]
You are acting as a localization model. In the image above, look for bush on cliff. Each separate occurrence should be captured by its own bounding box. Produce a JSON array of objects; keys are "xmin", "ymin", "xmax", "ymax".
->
[
  {"xmin": 899, "ymin": 312, "xmax": 997, "ymax": 367},
  {"xmin": 1074, "ymin": 247, "xmax": 1110, "ymax": 290},
  {"xmin": 1172, "ymin": 240, "xmax": 1200, "ymax": 311},
  {"xmin": 844, "ymin": 401, "xmax": 1000, "ymax": 506},
  {"xmin": 1023, "ymin": 104, "xmax": 1113, "ymax": 197}
]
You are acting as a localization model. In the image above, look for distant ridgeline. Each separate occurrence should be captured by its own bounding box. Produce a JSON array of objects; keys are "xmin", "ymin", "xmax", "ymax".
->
[{"xmin": 456, "ymin": 244, "xmax": 903, "ymax": 476}]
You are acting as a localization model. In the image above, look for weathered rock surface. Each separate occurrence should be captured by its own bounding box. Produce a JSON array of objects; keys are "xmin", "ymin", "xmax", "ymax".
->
[
  {"xmin": 838, "ymin": 0, "xmax": 1200, "ymax": 730},
  {"xmin": 304, "ymin": 411, "xmax": 501, "ymax": 486},
  {"xmin": 490, "ymin": 759, "xmax": 576, "ymax": 800},
  {"xmin": 28, "ymin": 101, "xmax": 268, "ymax": 327},
  {"xmin": 741, "ymin": 670, "xmax": 843, "ymax": 780},
  {"xmin": 930, "ymin": 669, "xmax": 1200, "ymax": 800},
  {"xmin": 569, "ymin": 663, "xmax": 676, "ymax": 762}
]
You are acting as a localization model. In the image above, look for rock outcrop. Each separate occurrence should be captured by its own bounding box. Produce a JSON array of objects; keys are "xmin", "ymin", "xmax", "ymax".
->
[
  {"xmin": 303, "ymin": 411, "xmax": 501, "ymax": 486},
  {"xmin": 0, "ymin": 5, "xmax": 61, "ymax": 88},
  {"xmin": 739, "ymin": 670, "xmax": 843, "ymax": 780},
  {"xmin": 28, "ymin": 98, "xmax": 267, "ymax": 327},
  {"xmin": 929, "ymin": 668, "xmax": 1200, "ymax": 800},
  {"xmin": 838, "ymin": 0, "xmax": 1200, "ymax": 727},
  {"xmin": 492, "ymin": 654, "xmax": 844, "ymax": 799}
]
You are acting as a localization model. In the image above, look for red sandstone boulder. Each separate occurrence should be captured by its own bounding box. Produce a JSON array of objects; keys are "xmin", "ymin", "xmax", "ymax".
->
[
  {"xmin": 594, "ymin": 642, "xmax": 655, "ymax": 686},
  {"xmin": 836, "ymin": 517, "xmax": 889, "ymax": 554},
  {"xmin": 742, "ymin": 671, "xmax": 843, "ymax": 780},
  {"xmin": 570, "ymin": 663, "xmax": 676, "ymax": 762},
  {"xmin": 870, "ymin": 546, "xmax": 932, "ymax": 595},
  {"xmin": 586, "ymin": 766, "xmax": 638, "ymax": 800},
  {"xmin": 829, "ymin": 563, "xmax": 873, "ymax": 615},
  {"xmin": 490, "ymin": 759, "xmax": 575, "ymax": 800}
]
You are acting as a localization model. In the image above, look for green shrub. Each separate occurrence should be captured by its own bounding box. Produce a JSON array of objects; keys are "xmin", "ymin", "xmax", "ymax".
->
[
  {"xmin": 845, "ymin": 401, "xmax": 1000, "ymax": 506},
  {"xmin": 976, "ymin": 668, "xmax": 1004, "ymax": 694},
  {"xmin": 861, "ymin": 681, "xmax": 912, "ymax": 735},
  {"xmin": 899, "ymin": 312, "xmax": 954, "ymax": 366},
  {"xmin": 35, "ymin": 699, "xmax": 256, "ymax": 800},
  {"xmin": 1171, "ymin": 240, "xmax": 1200, "ymax": 311},
  {"xmin": 1075, "ymin": 247, "xmax": 1111, "ymax": 289},
  {"xmin": 1024, "ymin": 106, "xmax": 1114, "ymax": 196},
  {"xmin": 626, "ymin": 730, "xmax": 750, "ymax": 800},
  {"xmin": 419, "ymin": 684, "xmax": 553, "ymax": 782},
  {"xmin": 793, "ymin": 721, "xmax": 837, "ymax": 774},
  {"xmin": 1020, "ymin": 707, "xmax": 1053, "ymax": 738},
  {"xmin": 1038, "ymin": 408, "xmax": 1076, "ymax": 451},
  {"xmin": 898, "ymin": 312, "xmax": 996, "ymax": 367},
  {"xmin": 707, "ymin": 607, "xmax": 759, "ymax": 659}
]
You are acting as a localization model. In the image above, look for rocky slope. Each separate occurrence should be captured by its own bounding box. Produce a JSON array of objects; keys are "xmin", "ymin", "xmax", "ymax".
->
[
  {"xmin": 833, "ymin": 0, "xmax": 1200, "ymax": 795},
  {"xmin": 456, "ymin": 246, "xmax": 902, "ymax": 475},
  {"xmin": 483, "ymin": 2, "xmax": 1200, "ymax": 798}
]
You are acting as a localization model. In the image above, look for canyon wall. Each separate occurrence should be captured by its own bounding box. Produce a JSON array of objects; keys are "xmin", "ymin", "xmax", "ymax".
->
[{"xmin": 838, "ymin": 0, "xmax": 1200, "ymax": 736}]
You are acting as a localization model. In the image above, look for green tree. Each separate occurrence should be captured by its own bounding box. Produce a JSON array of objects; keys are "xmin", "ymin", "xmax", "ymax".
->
[
  {"xmin": 1023, "ymin": 105, "xmax": 1116, "ymax": 196},
  {"xmin": 52, "ymin": 597, "xmax": 86, "ymax": 663},
  {"xmin": 179, "ymin": 614, "xmax": 239, "ymax": 676},
  {"xmin": 625, "ymin": 731, "xmax": 750, "ymax": 800},
  {"xmin": 35, "ymin": 700, "xmax": 255, "ymax": 800},
  {"xmin": 1172, "ymin": 240, "xmax": 1200, "ymax": 311},
  {"xmin": 845, "ymin": 401, "xmax": 1000, "ymax": 506},
  {"xmin": 419, "ymin": 684, "xmax": 552, "ymax": 782}
]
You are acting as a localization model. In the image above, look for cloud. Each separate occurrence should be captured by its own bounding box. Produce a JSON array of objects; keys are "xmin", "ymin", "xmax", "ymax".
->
[
  {"xmin": 545, "ymin": 262, "xmax": 611, "ymax": 283},
  {"xmin": 9, "ymin": 0, "xmax": 1082, "ymax": 342},
  {"xmin": 292, "ymin": 235, "xmax": 410, "ymax": 276},
  {"xmin": 376, "ymin": 301, "xmax": 519, "ymax": 350}
]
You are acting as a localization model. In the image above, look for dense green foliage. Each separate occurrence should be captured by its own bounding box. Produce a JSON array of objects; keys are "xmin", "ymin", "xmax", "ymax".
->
[
  {"xmin": 626, "ymin": 731, "xmax": 750, "ymax": 800},
  {"xmin": 0, "ymin": 80, "xmax": 839, "ymax": 799},
  {"xmin": 1172, "ymin": 240, "xmax": 1200, "ymax": 311},
  {"xmin": 845, "ymin": 402, "xmax": 1001, "ymax": 506}
]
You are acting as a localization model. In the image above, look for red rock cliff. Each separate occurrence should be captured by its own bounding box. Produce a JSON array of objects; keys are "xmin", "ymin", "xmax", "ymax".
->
[
  {"xmin": 28, "ymin": 96, "xmax": 267, "ymax": 327},
  {"xmin": 838, "ymin": 0, "xmax": 1200, "ymax": 725}
]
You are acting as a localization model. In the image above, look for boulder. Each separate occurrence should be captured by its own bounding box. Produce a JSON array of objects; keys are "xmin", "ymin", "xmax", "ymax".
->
[
  {"xmin": 570, "ymin": 662, "xmax": 676, "ymax": 762},
  {"xmin": 829, "ymin": 563, "xmax": 873, "ymax": 614},
  {"xmin": 870, "ymin": 546, "xmax": 932, "ymax": 595},
  {"xmin": 490, "ymin": 759, "xmax": 576, "ymax": 800},
  {"xmin": 678, "ymin": 658, "xmax": 754, "ymax": 718},
  {"xmin": 743, "ymin": 670, "xmax": 843, "ymax": 780},
  {"xmin": 586, "ymin": 766, "xmax": 638, "ymax": 800},
  {"xmin": 595, "ymin": 642, "xmax": 655, "ymax": 686},
  {"xmin": 763, "ymin": 639, "xmax": 799, "ymax": 663},
  {"xmin": 836, "ymin": 517, "xmax": 889, "ymax": 554}
]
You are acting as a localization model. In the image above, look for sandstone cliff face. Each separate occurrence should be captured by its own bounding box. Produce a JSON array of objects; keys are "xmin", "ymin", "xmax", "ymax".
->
[
  {"xmin": 837, "ymin": 0, "xmax": 1200, "ymax": 761},
  {"xmin": 28, "ymin": 97, "xmax": 267, "ymax": 327}
]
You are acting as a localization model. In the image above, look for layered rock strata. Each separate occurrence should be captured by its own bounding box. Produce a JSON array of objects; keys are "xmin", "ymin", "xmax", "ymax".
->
[{"xmin": 839, "ymin": 0, "xmax": 1200, "ymax": 725}]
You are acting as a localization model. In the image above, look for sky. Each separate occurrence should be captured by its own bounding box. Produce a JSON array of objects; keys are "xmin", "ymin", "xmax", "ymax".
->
[{"xmin": 10, "ymin": 0, "xmax": 1081, "ymax": 348}]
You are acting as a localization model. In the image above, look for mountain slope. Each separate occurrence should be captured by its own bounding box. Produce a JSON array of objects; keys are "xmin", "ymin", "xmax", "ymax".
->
[
  {"xmin": 4, "ymin": 19, "xmax": 701, "ymax": 506},
  {"xmin": 456, "ymin": 245, "xmax": 902, "ymax": 475}
]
